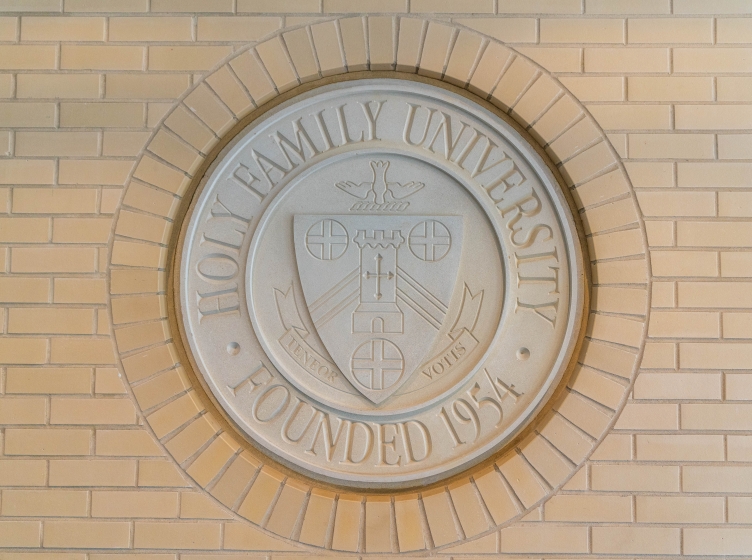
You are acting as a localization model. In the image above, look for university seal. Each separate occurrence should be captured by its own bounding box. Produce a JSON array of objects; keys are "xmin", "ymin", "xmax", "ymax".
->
[{"xmin": 176, "ymin": 78, "xmax": 585, "ymax": 488}]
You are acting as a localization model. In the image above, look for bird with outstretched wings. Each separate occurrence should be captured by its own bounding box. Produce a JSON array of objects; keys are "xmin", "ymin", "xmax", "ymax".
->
[{"xmin": 335, "ymin": 160, "xmax": 425, "ymax": 204}]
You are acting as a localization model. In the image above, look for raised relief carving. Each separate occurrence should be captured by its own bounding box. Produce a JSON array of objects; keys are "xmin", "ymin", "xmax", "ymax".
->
[{"xmin": 178, "ymin": 80, "xmax": 584, "ymax": 487}]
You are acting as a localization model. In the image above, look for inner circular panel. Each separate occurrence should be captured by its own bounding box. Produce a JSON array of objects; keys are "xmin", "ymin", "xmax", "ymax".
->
[
  {"xmin": 177, "ymin": 78, "xmax": 583, "ymax": 487},
  {"xmin": 247, "ymin": 150, "xmax": 505, "ymax": 417}
]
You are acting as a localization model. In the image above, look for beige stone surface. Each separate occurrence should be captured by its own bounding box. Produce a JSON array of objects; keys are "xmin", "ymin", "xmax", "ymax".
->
[{"xmin": 0, "ymin": 1, "xmax": 748, "ymax": 557}]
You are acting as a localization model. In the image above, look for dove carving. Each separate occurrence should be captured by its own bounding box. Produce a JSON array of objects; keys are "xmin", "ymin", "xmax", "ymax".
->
[{"xmin": 335, "ymin": 160, "xmax": 425, "ymax": 209}]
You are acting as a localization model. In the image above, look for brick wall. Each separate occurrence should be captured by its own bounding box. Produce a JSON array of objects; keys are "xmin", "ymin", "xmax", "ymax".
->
[{"xmin": 0, "ymin": 0, "xmax": 751, "ymax": 556}]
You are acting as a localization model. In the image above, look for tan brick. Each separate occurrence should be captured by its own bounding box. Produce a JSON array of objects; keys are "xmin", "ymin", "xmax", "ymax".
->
[
  {"xmin": 0, "ymin": 459, "xmax": 47, "ymax": 486},
  {"xmin": 587, "ymin": 0, "xmax": 669, "ymax": 12},
  {"xmin": 103, "ymin": 131, "xmax": 150, "ymax": 157},
  {"xmin": 585, "ymin": 47, "xmax": 668, "ymax": 72},
  {"xmin": 65, "ymin": 0, "xmax": 148, "ymax": 11},
  {"xmin": 588, "ymin": 104, "xmax": 671, "ymax": 130},
  {"xmin": 629, "ymin": 134, "xmax": 714, "ymax": 159},
  {"xmin": 95, "ymin": 368, "xmax": 127, "ymax": 395},
  {"xmin": 685, "ymin": 528, "xmax": 752, "ymax": 556},
  {"xmin": 628, "ymin": 76, "xmax": 713, "ymax": 102},
  {"xmin": 540, "ymin": 18, "xmax": 623, "ymax": 43},
  {"xmin": 680, "ymin": 163, "xmax": 752, "ymax": 188},
  {"xmin": 512, "ymin": 74, "xmax": 562, "ymax": 124},
  {"xmin": 730, "ymin": 496, "xmax": 752, "ymax": 521},
  {"xmin": 500, "ymin": 525, "xmax": 588, "ymax": 554},
  {"xmin": 456, "ymin": 17, "xmax": 536, "ymax": 43},
  {"xmin": 109, "ymin": 16, "xmax": 192, "ymax": 41},
  {"xmin": 0, "ymin": 102, "xmax": 55, "ymax": 127},
  {"xmin": 182, "ymin": 84, "xmax": 234, "ymax": 135},
  {"xmin": 682, "ymin": 403, "xmax": 752, "ymax": 430},
  {"xmin": 718, "ymin": 77, "xmax": 752, "ymax": 102},
  {"xmin": 675, "ymin": 48, "xmax": 752, "ymax": 73},
  {"xmin": 2, "ymin": 489, "xmax": 88, "ymax": 517},
  {"xmin": 206, "ymin": 453, "xmax": 256, "ymax": 510},
  {"xmin": 51, "ymin": 397, "xmax": 136, "ymax": 425},
  {"xmin": 151, "ymin": 0, "xmax": 232, "ymax": 10},
  {"xmin": 49, "ymin": 459, "xmax": 136, "ymax": 486},
  {"xmin": 12, "ymin": 248, "xmax": 97, "ymax": 274},
  {"xmin": 95, "ymin": 429, "xmax": 161, "ymax": 457},
  {"xmin": 0, "ymin": 338, "xmax": 48, "ymax": 364},
  {"xmin": 637, "ymin": 434, "xmax": 724, "ymax": 462},
  {"xmin": 649, "ymin": 310, "xmax": 719, "ymax": 338},
  {"xmin": 677, "ymin": 104, "xmax": 752, "ymax": 130},
  {"xmin": 106, "ymin": 74, "xmax": 190, "ymax": 100},
  {"xmin": 134, "ymin": 522, "xmax": 221, "ymax": 549},
  {"xmin": 197, "ymin": 16, "xmax": 279, "ymax": 41},
  {"xmin": 22, "ymin": 16, "xmax": 104, "ymax": 41},
  {"xmin": 54, "ymin": 278, "xmax": 107, "ymax": 304},
  {"xmin": 177, "ymin": 492, "xmax": 230, "ymax": 521},
  {"xmin": 498, "ymin": 0, "xmax": 581, "ymax": 12},
  {"xmin": 719, "ymin": 134, "xmax": 752, "ymax": 159},
  {"xmin": 637, "ymin": 496, "xmax": 723, "ymax": 523},
  {"xmin": 102, "ymin": 189, "xmax": 123, "ymax": 212},
  {"xmin": 5, "ymin": 428, "xmax": 90, "ymax": 456},
  {"xmin": 410, "ymin": 0, "xmax": 490, "ymax": 11},
  {"xmin": 591, "ymin": 433, "xmax": 631, "ymax": 461},
  {"xmin": 16, "ymin": 131, "xmax": 99, "ymax": 157},
  {"xmin": 9, "ymin": 308, "xmax": 93, "ymax": 335},
  {"xmin": 50, "ymin": 338, "xmax": 115, "ymax": 365},
  {"xmin": 591, "ymin": 464, "xmax": 679, "ymax": 492},
  {"xmin": 0, "ymin": 521, "xmax": 41, "ymax": 547},
  {"xmin": 237, "ymin": 0, "xmax": 319, "ymax": 11},
  {"xmin": 13, "ymin": 188, "xmax": 97, "ymax": 213},
  {"xmin": 730, "ymin": 433, "xmax": 752, "ymax": 458},
  {"xmin": 651, "ymin": 251, "xmax": 718, "ymax": 277},
  {"xmin": 53, "ymin": 217, "xmax": 111, "ymax": 244},
  {"xmin": 560, "ymin": 76, "xmax": 623, "ymax": 101},
  {"xmin": 138, "ymin": 460, "xmax": 189, "ymax": 487},
  {"xmin": 615, "ymin": 403, "xmax": 678, "ymax": 429},
  {"xmin": 0, "ymin": 397, "xmax": 46, "ymax": 424},
  {"xmin": 17, "ymin": 74, "xmax": 100, "ymax": 99},
  {"xmin": 545, "ymin": 494, "xmax": 631, "ymax": 521},
  {"xmin": 92, "ymin": 491, "xmax": 178, "ymax": 518},
  {"xmin": 678, "ymin": 223, "xmax": 752, "ymax": 248},
  {"xmin": 727, "ymin": 372, "xmax": 752, "ymax": 400},
  {"xmin": 518, "ymin": 45, "xmax": 582, "ymax": 73},
  {"xmin": 682, "ymin": 281, "xmax": 752, "ymax": 308},
  {"xmin": 675, "ymin": 0, "xmax": 752, "ymax": 12},
  {"xmin": 718, "ymin": 18, "xmax": 752, "ymax": 43},
  {"xmin": 44, "ymin": 520, "xmax": 130, "ymax": 549},
  {"xmin": 421, "ymin": 489, "xmax": 459, "ymax": 547},
  {"xmin": 61, "ymin": 45, "xmax": 144, "ymax": 70},
  {"xmin": 0, "ymin": 45, "xmax": 56, "ymax": 69},
  {"xmin": 0, "ymin": 217, "xmax": 49, "ymax": 243},
  {"xmin": 635, "ymin": 372, "xmax": 721, "ymax": 400},
  {"xmin": 725, "ymin": 313, "xmax": 752, "ymax": 338},
  {"xmin": 59, "ymin": 160, "xmax": 133, "ymax": 186},
  {"xmin": 593, "ymin": 527, "xmax": 680, "ymax": 555},
  {"xmin": 61, "ymin": 102, "xmax": 144, "ymax": 128},
  {"xmin": 149, "ymin": 46, "xmax": 232, "ymax": 71},
  {"xmin": 0, "ymin": 17, "xmax": 15, "ymax": 41},
  {"xmin": 629, "ymin": 17, "xmax": 712, "ymax": 43},
  {"xmin": 685, "ymin": 465, "xmax": 752, "ymax": 492},
  {"xmin": 6, "ymin": 367, "xmax": 91, "ymax": 395}
]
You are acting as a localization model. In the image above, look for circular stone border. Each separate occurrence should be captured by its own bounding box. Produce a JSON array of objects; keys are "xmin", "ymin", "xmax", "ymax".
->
[{"xmin": 108, "ymin": 16, "xmax": 651, "ymax": 554}]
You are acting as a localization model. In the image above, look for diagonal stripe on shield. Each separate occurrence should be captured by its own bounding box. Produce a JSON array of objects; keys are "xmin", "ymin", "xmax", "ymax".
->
[{"xmin": 294, "ymin": 214, "xmax": 463, "ymax": 405}]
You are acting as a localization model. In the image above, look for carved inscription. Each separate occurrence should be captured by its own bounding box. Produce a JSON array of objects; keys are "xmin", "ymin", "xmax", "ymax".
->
[{"xmin": 180, "ymin": 81, "xmax": 581, "ymax": 485}]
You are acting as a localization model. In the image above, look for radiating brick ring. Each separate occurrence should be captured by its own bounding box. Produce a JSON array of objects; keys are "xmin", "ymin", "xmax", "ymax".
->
[{"xmin": 108, "ymin": 16, "xmax": 650, "ymax": 553}]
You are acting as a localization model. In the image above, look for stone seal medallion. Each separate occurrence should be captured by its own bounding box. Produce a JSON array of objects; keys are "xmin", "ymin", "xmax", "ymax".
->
[{"xmin": 177, "ymin": 78, "xmax": 585, "ymax": 489}]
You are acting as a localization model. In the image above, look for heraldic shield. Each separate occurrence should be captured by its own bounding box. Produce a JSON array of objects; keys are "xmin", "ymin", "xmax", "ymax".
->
[{"xmin": 294, "ymin": 214, "xmax": 464, "ymax": 404}]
